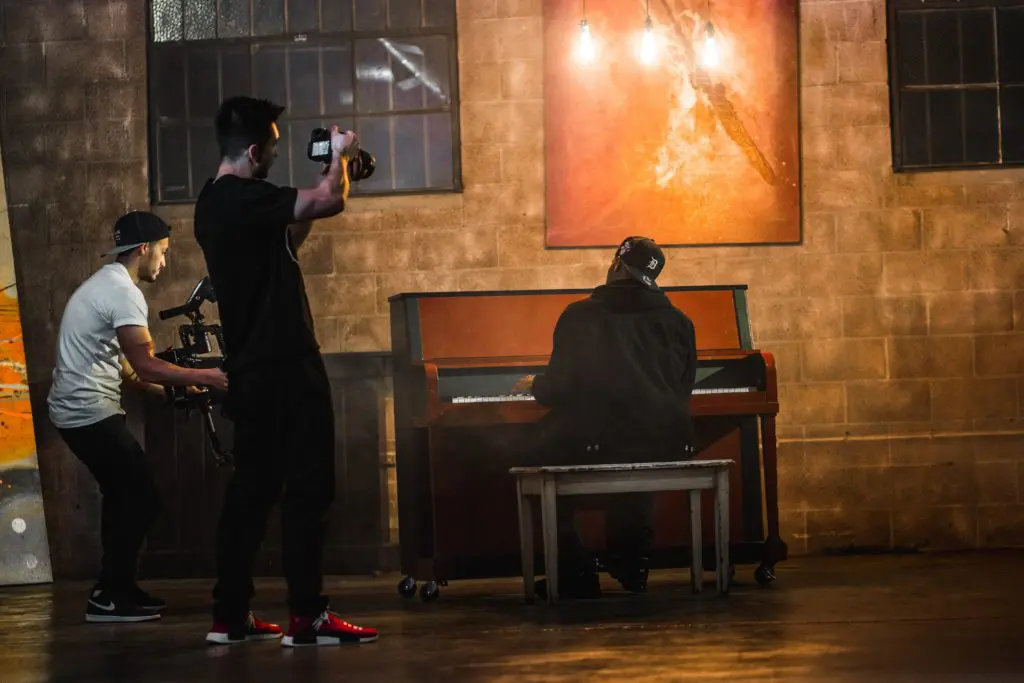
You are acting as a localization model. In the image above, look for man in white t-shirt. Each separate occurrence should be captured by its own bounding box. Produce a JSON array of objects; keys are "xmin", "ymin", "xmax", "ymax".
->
[{"xmin": 48, "ymin": 210, "xmax": 228, "ymax": 624}]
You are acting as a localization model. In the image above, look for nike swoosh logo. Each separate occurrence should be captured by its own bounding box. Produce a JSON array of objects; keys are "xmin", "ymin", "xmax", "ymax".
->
[{"xmin": 88, "ymin": 599, "xmax": 116, "ymax": 611}]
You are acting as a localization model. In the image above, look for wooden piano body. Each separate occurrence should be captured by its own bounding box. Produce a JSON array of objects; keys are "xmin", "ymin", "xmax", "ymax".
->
[{"xmin": 388, "ymin": 285, "xmax": 787, "ymax": 596}]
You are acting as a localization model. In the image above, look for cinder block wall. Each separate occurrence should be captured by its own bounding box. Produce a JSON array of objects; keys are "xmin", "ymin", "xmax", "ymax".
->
[{"xmin": 1, "ymin": 0, "xmax": 1021, "ymax": 576}]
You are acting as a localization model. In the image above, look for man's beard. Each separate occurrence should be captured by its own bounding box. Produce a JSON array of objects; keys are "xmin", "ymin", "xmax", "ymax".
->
[{"xmin": 253, "ymin": 163, "xmax": 269, "ymax": 179}]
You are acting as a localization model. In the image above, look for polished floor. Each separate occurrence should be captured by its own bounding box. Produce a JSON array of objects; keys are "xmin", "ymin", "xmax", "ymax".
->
[{"xmin": 1, "ymin": 552, "xmax": 1022, "ymax": 682}]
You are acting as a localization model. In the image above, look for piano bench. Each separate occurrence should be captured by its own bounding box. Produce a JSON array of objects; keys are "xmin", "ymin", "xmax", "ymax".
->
[{"xmin": 509, "ymin": 459, "xmax": 733, "ymax": 605}]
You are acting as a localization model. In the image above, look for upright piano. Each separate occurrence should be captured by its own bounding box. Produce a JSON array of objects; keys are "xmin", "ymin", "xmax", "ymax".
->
[{"xmin": 388, "ymin": 285, "xmax": 786, "ymax": 600}]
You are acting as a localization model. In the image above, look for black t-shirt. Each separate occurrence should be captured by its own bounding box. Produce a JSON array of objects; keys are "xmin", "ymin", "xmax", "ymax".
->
[{"xmin": 193, "ymin": 175, "xmax": 319, "ymax": 375}]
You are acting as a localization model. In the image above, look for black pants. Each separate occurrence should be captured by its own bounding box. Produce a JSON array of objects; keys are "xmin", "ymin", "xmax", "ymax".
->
[
  {"xmin": 57, "ymin": 414, "xmax": 161, "ymax": 595},
  {"xmin": 531, "ymin": 420, "xmax": 660, "ymax": 576},
  {"xmin": 557, "ymin": 493, "xmax": 655, "ymax": 576},
  {"xmin": 213, "ymin": 354, "xmax": 336, "ymax": 623}
]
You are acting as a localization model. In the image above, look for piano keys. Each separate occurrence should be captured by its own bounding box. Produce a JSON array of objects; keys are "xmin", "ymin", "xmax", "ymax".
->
[{"xmin": 388, "ymin": 285, "xmax": 787, "ymax": 600}]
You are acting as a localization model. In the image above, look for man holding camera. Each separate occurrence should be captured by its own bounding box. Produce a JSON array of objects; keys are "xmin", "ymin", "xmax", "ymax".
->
[
  {"xmin": 48, "ymin": 211, "xmax": 229, "ymax": 623},
  {"xmin": 194, "ymin": 96, "xmax": 378, "ymax": 647}
]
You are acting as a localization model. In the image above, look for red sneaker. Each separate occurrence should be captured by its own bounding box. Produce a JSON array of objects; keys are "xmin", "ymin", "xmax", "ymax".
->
[
  {"xmin": 281, "ymin": 610, "xmax": 378, "ymax": 647},
  {"xmin": 205, "ymin": 612, "xmax": 283, "ymax": 644}
]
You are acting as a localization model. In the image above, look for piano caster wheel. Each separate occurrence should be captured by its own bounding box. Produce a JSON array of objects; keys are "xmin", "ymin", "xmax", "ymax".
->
[
  {"xmin": 419, "ymin": 580, "xmax": 440, "ymax": 602},
  {"xmin": 398, "ymin": 575, "xmax": 417, "ymax": 598},
  {"xmin": 754, "ymin": 563, "xmax": 777, "ymax": 586}
]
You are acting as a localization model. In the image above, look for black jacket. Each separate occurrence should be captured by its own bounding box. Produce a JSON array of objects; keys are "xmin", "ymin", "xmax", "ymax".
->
[{"xmin": 532, "ymin": 280, "xmax": 698, "ymax": 451}]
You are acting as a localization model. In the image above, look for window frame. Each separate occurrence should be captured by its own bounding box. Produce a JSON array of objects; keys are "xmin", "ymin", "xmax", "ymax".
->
[
  {"xmin": 144, "ymin": 1, "xmax": 463, "ymax": 205},
  {"xmin": 886, "ymin": 0, "xmax": 1024, "ymax": 173}
]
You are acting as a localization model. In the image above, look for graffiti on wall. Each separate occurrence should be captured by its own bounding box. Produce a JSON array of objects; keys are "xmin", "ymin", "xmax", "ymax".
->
[{"xmin": 0, "ymin": 157, "xmax": 52, "ymax": 586}]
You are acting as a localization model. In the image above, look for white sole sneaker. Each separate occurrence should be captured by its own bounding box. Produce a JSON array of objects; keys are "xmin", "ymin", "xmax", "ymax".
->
[
  {"xmin": 281, "ymin": 633, "xmax": 378, "ymax": 647},
  {"xmin": 86, "ymin": 613, "xmax": 162, "ymax": 623}
]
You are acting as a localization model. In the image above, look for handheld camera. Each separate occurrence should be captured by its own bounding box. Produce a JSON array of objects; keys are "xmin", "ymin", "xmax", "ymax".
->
[{"xmin": 307, "ymin": 128, "xmax": 376, "ymax": 181}]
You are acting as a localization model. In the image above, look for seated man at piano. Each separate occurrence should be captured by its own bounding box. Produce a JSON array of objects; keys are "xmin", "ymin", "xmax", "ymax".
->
[{"xmin": 516, "ymin": 236, "xmax": 698, "ymax": 599}]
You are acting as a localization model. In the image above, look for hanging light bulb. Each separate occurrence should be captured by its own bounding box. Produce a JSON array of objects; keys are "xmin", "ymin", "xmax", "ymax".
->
[
  {"xmin": 701, "ymin": 21, "xmax": 720, "ymax": 69},
  {"xmin": 577, "ymin": 18, "xmax": 596, "ymax": 64},
  {"xmin": 639, "ymin": 15, "xmax": 657, "ymax": 65}
]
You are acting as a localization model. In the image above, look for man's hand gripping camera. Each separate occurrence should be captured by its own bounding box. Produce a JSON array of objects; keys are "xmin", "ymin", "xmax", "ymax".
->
[{"xmin": 155, "ymin": 276, "xmax": 233, "ymax": 466}]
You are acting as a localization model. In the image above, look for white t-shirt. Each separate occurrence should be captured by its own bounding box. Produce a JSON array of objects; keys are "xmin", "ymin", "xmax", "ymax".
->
[{"xmin": 47, "ymin": 263, "xmax": 150, "ymax": 429}]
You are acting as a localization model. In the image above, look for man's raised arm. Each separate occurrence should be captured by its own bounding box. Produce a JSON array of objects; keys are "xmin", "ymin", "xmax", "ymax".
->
[{"xmin": 292, "ymin": 126, "xmax": 355, "ymax": 222}]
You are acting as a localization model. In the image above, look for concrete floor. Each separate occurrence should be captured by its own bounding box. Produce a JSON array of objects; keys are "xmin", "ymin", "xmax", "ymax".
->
[{"xmin": 1, "ymin": 552, "xmax": 1022, "ymax": 682}]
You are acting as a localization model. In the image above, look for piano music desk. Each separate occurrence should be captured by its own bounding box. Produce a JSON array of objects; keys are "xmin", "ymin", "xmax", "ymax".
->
[{"xmin": 511, "ymin": 460, "xmax": 733, "ymax": 605}]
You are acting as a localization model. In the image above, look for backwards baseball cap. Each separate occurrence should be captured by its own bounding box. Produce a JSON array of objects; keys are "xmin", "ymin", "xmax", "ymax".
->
[
  {"xmin": 101, "ymin": 211, "xmax": 171, "ymax": 258},
  {"xmin": 616, "ymin": 235, "xmax": 666, "ymax": 290}
]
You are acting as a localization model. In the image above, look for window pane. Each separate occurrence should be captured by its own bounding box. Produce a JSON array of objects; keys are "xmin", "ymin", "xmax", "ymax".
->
[
  {"xmin": 961, "ymin": 9, "xmax": 995, "ymax": 84},
  {"xmin": 354, "ymin": 0, "xmax": 386, "ymax": 30},
  {"xmin": 924, "ymin": 12, "xmax": 960, "ymax": 85},
  {"xmin": 1001, "ymin": 87, "xmax": 1024, "ymax": 162},
  {"xmin": 355, "ymin": 39, "xmax": 392, "ymax": 113},
  {"xmin": 189, "ymin": 125, "xmax": 220, "ymax": 195},
  {"xmin": 219, "ymin": 0, "xmax": 251, "ymax": 38},
  {"xmin": 896, "ymin": 11, "xmax": 925, "ymax": 86},
  {"xmin": 929, "ymin": 90, "xmax": 964, "ymax": 164},
  {"xmin": 393, "ymin": 115, "xmax": 426, "ymax": 189},
  {"xmin": 352, "ymin": 116, "xmax": 392, "ymax": 193},
  {"xmin": 322, "ymin": 0, "xmax": 352, "ymax": 32},
  {"xmin": 289, "ymin": 47, "xmax": 323, "ymax": 117},
  {"xmin": 322, "ymin": 44, "xmax": 355, "ymax": 113},
  {"xmin": 152, "ymin": 0, "xmax": 183, "ymax": 42},
  {"xmin": 185, "ymin": 0, "xmax": 216, "ymax": 40},
  {"xmin": 157, "ymin": 126, "xmax": 189, "ymax": 200},
  {"xmin": 221, "ymin": 47, "xmax": 253, "ymax": 99},
  {"xmin": 253, "ymin": 46, "xmax": 289, "ymax": 108},
  {"xmin": 266, "ymin": 127, "xmax": 293, "ymax": 188},
  {"xmin": 425, "ymin": 111, "xmax": 453, "ymax": 188},
  {"xmin": 388, "ymin": 0, "xmax": 420, "ymax": 29},
  {"xmin": 287, "ymin": 122, "xmax": 315, "ymax": 187},
  {"xmin": 254, "ymin": 0, "xmax": 285, "ymax": 36},
  {"xmin": 385, "ymin": 35, "xmax": 451, "ymax": 110},
  {"xmin": 900, "ymin": 91, "xmax": 929, "ymax": 165},
  {"xmin": 999, "ymin": 8, "xmax": 1024, "ymax": 83},
  {"xmin": 424, "ymin": 0, "xmax": 454, "ymax": 28},
  {"xmin": 152, "ymin": 47, "xmax": 186, "ymax": 120},
  {"xmin": 187, "ymin": 49, "xmax": 221, "ymax": 119},
  {"xmin": 288, "ymin": 0, "xmax": 318, "ymax": 33},
  {"xmin": 963, "ymin": 89, "xmax": 998, "ymax": 163}
]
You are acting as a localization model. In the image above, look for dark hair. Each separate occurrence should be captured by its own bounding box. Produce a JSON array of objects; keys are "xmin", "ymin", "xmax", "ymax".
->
[{"xmin": 214, "ymin": 96, "xmax": 285, "ymax": 161}]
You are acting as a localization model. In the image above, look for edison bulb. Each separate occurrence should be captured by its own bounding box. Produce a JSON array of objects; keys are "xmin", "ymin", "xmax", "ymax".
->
[
  {"xmin": 577, "ymin": 20, "xmax": 596, "ymax": 64},
  {"xmin": 701, "ymin": 22, "xmax": 720, "ymax": 69},
  {"xmin": 639, "ymin": 18, "xmax": 657, "ymax": 65}
]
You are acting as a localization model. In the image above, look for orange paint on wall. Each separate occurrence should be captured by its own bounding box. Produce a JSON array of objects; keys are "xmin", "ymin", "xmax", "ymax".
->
[{"xmin": 0, "ymin": 294, "xmax": 35, "ymax": 466}]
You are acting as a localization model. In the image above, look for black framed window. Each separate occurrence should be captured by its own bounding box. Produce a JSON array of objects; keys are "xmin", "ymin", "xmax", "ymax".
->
[
  {"xmin": 146, "ymin": 0, "xmax": 461, "ymax": 203},
  {"xmin": 888, "ymin": 0, "xmax": 1024, "ymax": 171}
]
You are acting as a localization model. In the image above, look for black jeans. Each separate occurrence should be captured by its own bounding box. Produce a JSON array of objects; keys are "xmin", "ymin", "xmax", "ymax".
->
[
  {"xmin": 212, "ymin": 354, "xmax": 336, "ymax": 623},
  {"xmin": 531, "ymin": 419, "xmax": 660, "ymax": 576},
  {"xmin": 57, "ymin": 414, "xmax": 161, "ymax": 595}
]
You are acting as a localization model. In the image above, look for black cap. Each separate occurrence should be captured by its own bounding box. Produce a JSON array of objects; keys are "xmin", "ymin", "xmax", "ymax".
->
[
  {"xmin": 101, "ymin": 211, "xmax": 171, "ymax": 258},
  {"xmin": 616, "ymin": 236, "xmax": 665, "ymax": 290}
]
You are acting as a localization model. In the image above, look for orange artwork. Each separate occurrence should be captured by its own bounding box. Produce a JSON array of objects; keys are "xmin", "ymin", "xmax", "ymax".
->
[
  {"xmin": 544, "ymin": 0, "xmax": 800, "ymax": 247},
  {"xmin": 0, "ymin": 166, "xmax": 52, "ymax": 585}
]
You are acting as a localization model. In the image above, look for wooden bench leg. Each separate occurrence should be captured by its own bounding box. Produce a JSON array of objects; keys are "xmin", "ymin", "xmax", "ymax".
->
[
  {"xmin": 689, "ymin": 489, "xmax": 703, "ymax": 594},
  {"xmin": 714, "ymin": 469, "xmax": 730, "ymax": 595},
  {"xmin": 540, "ymin": 476, "xmax": 559, "ymax": 605},
  {"xmin": 516, "ymin": 478, "xmax": 535, "ymax": 603}
]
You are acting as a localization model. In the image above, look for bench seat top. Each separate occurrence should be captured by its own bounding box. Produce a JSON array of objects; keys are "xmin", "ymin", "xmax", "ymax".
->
[{"xmin": 509, "ymin": 460, "xmax": 732, "ymax": 475}]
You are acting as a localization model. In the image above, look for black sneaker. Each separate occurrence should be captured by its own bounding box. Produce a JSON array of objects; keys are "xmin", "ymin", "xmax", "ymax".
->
[
  {"xmin": 85, "ymin": 587, "xmax": 161, "ymax": 623},
  {"xmin": 129, "ymin": 585, "xmax": 167, "ymax": 612},
  {"xmin": 606, "ymin": 555, "xmax": 650, "ymax": 594}
]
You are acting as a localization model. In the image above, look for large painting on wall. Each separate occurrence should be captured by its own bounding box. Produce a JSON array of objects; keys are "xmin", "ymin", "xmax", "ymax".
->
[
  {"xmin": 544, "ymin": 0, "xmax": 800, "ymax": 247},
  {"xmin": 0, "ymin": 157, "xmax": 52, "ymax": 585}
]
